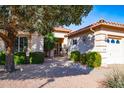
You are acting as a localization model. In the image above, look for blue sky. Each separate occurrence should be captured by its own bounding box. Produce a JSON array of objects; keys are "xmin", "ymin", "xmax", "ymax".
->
[{"xmin": 65, "ymin": 5, "xmax": 124, "ymax": 31}]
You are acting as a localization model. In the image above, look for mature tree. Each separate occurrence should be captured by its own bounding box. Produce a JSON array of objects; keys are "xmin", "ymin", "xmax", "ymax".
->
[
  {"xmin": 0, "ymin": 6, "xmax": 36, "ymax": 72},
  {"xmin": 0, "ymin": 5, "xmax": 93, "ymax": 72}
]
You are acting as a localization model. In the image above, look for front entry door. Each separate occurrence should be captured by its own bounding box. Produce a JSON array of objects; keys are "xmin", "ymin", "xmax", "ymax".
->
[{"xmin": 54, "ymin": 42, "xmax": 62, "ymax": 56}]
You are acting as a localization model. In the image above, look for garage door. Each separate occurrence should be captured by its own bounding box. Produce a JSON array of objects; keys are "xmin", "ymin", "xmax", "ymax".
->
[{"xmin": 106, "ymin": 38, "xmax": 124, "ymax": 64}]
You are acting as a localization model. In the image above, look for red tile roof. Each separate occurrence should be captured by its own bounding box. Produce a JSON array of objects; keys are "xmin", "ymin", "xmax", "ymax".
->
[
  {"xmin": 53, "ymin": 26, "xmax": 72, "ymax": 33},
  {"xmin": 66, "ymin": 19, "xmax": 124, "ymax": 37}
]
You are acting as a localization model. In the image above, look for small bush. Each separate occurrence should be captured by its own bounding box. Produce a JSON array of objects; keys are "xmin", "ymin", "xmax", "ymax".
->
[
  {"xmin": 80, "ymin": 53, "xmax": 87, "ymax": 65},
  {"xmin": 0, "ymin": 51, "xmax": 27, "ymax": 65},
  {"xmin": 0, "ymin": 51, "xmax": 5, "ymax": 65},
  {"xmin": 29, "ymin": 52, "xmax": 44, "ymax": 64},
  {"xmin": 14, "ymin": 52, "xmax": 26, "ymax": 65},
  {"xmin": 70, "ymin": 51, "xmax": 80, "ymax": 62},
  {"xmin": 104, "ymin": 69, "xmax": 124, "ymax": 88},
  {"xmin": 86, "ymin": 52, "xmax": 101, "ymax": 68}
]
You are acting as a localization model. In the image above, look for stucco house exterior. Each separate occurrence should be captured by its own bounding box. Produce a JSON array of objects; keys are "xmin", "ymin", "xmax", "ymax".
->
[
  {"xmin": 0, "ymin": 30, "xmax": 44, "ymax": 52},
  {"xmin": 0, "ymin": 26, "xmax": 71, "ymax": 56},
  {"xmin": 66, "ymin": 19, "xmax": 124, "ymax": 65},
  {"xmin": 1, "ymin": 19, "xmax": 124, "ymax": 65},
  {"xmin": 51, "ymin": 26, "xmax": 71, "ymax": 56}
]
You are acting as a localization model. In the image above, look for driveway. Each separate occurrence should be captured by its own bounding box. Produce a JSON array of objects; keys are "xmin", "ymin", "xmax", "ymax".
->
[{"xmin": 0, "ymin": 57, "xmax": 122, "ymax": 88}]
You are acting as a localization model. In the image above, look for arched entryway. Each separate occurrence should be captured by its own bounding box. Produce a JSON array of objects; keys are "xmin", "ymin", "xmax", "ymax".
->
[{"xmin": 54, "ymin": 38, "xmax": 64, "ymax": 56}]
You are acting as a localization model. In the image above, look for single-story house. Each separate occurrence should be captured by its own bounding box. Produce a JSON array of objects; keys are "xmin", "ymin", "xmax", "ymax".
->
[
  {"xmin": 66, "ymin": 19, "xmax": 124, "ymax": 65},
  {"xmin": 0, "ymin": 19, "xmax": 124, "ymax": 65},
  {"xmin": 0, "ymin": 26, "xmax": 71, "ymax": 56},
  {"xmin": 49, "ymin": 26, "xmax": 71, "ymax": 56}
]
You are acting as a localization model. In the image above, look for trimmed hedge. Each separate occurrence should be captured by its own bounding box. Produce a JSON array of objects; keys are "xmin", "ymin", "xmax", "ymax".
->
[
  {"xmin": 0, "ymin": 51, "xmax": 45, "ymax": 65},
  {"xmin": 0, "ymin": 51, "xmax": 5, "ymax": 65},
  {"xmin": 80, "ymin": 53, "xmax": 87, "ymax": 65},
  {"xmin": 0, "ymin": 51, "xmax": 27, "ymax": 65},
  {"xmin": 14, "ymin": 52, "xmax": 26, "ymax": 65},
  {"xmin": 29, "ymin": 52, "xmax": 44, "ymax": 64},
  {"xmin": 70, "ymin": 51, "xmax": 80, "ymax": 62},
  {"xmin": 86, "ymin": 52, "xmax": 102, "ymax": 68}
]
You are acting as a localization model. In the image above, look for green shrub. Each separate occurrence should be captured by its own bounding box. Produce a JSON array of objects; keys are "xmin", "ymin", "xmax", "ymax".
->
[
  {"xmin": 0, "ymin": 51, "xmax": 5, "ymax": 65},
  {"xmin": 80, "ymin": 53, "xmax": 87, "ymax": 65},
  {"xmin": 70, "ymin": 51, "xmax": 80, "ymax": 62},
  {"xmin": 0, "ymin": 51, "xmax": 27, "ymax": 65},
  {"xmin": 14, "ymin": 52, "xmax": 26, "ymax": 65},
  {"xmin": 86, "ymin": 52, "xmax": 101, "ymax": 68},
  {"xmin": 29, "ymin": 52, "xmax": 44, "ymax": 64},
  {"xmin": 104, "ymin": 69, "xmax": 124, "ymax": 88}
]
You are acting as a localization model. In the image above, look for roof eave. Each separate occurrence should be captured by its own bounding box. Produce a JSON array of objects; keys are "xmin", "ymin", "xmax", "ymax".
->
[{"xmin": 66, "ymin": 23, "xmax": 124, "ymax": 38}]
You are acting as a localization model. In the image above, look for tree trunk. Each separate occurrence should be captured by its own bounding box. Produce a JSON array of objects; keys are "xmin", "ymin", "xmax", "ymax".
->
[
  {"xmin": 5, "ymin": 45, "xmax": 15, "ymax": 72},
  {"xmin": 48, "ymin": 50, "xmax": 51, "ymax": 58}
]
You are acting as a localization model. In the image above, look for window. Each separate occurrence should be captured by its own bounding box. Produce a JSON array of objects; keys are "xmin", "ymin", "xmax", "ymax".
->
[
  {"xmin": 111, "ymin": 39, "xmax": 115, "ymax": 43},
  {"xmin": 116, "ymin": 40, "xmax": 120, "ymax": 44},
  {"xmin": 106, "ymin": 39, "xmax": 110, "ymax": 43},
  {"xmin": 14, "ymin": 37, "xmax": 28, "ymax": 52},
  {"xmin": 73, "ymin": 39, "xmax": 77, "ymax": 45},
  {"xmin": 106, "ymin": 39, "xmax": 120, "ymax": 44}
]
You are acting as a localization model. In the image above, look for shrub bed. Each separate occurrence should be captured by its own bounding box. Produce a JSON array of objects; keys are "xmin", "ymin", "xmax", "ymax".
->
[
  {"xmin": 0, "ymin": 51, "xmax": 27, "ymax": 65},
  {"xmin": 80, "ymin": 53, "xmax": 87, "ymax": 65},
  {"xmin": 86, "ymin": 52, "xmax": 101, "ymax": 68},
  {"xmin": 29, "ymin": 52, "xmax": 44, "ymax": 64},
  {"xmin": 14, "ymin": 52, "xmax": 26, "ymax": 65},
  {"xmin": 0, "ymin": 51, "xmax": 5, "ymax": 65},
  {"xmin": 70, "ymin": 51, "xmax": 80, "ymax": 62},
  {"xmin": 0, "ymin": 51, "xmax": 45, "ymax": 65}
]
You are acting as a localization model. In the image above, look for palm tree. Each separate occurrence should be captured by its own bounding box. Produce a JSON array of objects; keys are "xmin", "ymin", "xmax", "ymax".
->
[{"xmin": 44, "ymin": 33, "xmax": 57, "ymax": 57}]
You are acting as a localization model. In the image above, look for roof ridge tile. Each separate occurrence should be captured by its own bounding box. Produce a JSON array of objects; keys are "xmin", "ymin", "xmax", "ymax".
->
[{"xmin": 66, "ymin": 20, "xmax": 124, "ymax": 37}]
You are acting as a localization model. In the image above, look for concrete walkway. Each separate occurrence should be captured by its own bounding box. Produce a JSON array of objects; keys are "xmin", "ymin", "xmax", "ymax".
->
[{"xmin": 0, "ymin": 57, "xmax": 121, "ymax": 88}]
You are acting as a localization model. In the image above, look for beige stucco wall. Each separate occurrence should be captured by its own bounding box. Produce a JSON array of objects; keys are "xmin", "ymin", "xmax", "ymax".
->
[
  {"xmin": 0, "ymin": 38, "xmax": 5, "ymax": 51},
  {"xmin": 95, "ymin": 29, "xmax": 124, "ymax": 65},
  {"xmin": 68, "ymin": 33, "xmax": 95, "ymax": 54},
  {"xmin": 68, "ymin": 28, "xmax": 124, "ymax": 65},
  {"xmin": 0, "ymin": 29, "xmax": 5, "ymax": 51},
  {"xmin": 0, "ymin": 31, "xmax": 44, "ymax": 52},
  {"xmin": 53, "ymin": 31, "xmax": 68, "ymax": 48},
  {"xmin": 30, "ymin": 32, "xmax": 44, "ymax": 52}
]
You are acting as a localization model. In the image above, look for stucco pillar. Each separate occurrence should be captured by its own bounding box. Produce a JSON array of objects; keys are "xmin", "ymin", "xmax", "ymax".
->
[
  {"xmin": 50, "ymin": 49, "xmax": 55, "ymax": 58},
  {"xmin": 27, "ymin": 33, "xmax": 32, "ymax": 52},
  {"xmin": 94, "ymin": 33, "xmax": 108, "ymax": 66}
]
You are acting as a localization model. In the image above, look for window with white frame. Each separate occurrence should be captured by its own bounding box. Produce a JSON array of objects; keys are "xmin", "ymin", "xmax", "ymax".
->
[
  {"xmin": 111, "ymin": 39, "xmax": 115, "ymax": 44},
  {"xmin": 14, "ymin": 37, "xmax": 28, "ymax": 52},
  {"xmin": 116, "ymin": 40, "xmax": 120, "ymax": 44},
  {"xmin": 106, "ymin": 38, "xmax": 120, "ymax": 44},
  {"xmin": 72, "ymin": 39, "xmax": 77, "ymax": 45}
]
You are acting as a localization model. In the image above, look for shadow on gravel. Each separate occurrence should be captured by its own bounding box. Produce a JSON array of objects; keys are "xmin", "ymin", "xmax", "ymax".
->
[{"xmin": 0, "ymin": 58, "xmax": 93, "ymax": 80}]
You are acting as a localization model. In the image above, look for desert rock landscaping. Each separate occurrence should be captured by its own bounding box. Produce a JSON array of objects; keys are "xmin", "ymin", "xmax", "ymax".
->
[{"xmin": 0, "ymin": 57, "xmax": 122, "ymax": 88}]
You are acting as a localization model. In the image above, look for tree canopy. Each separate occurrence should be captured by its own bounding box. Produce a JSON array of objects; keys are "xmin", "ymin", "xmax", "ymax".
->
[
  {"xmin": 0, "ymin": 5, "xmax": 93, "ymax": 72},
  {"xmin": 0, "ymin": 5, "xmax": 93, "ymax": 34}
]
